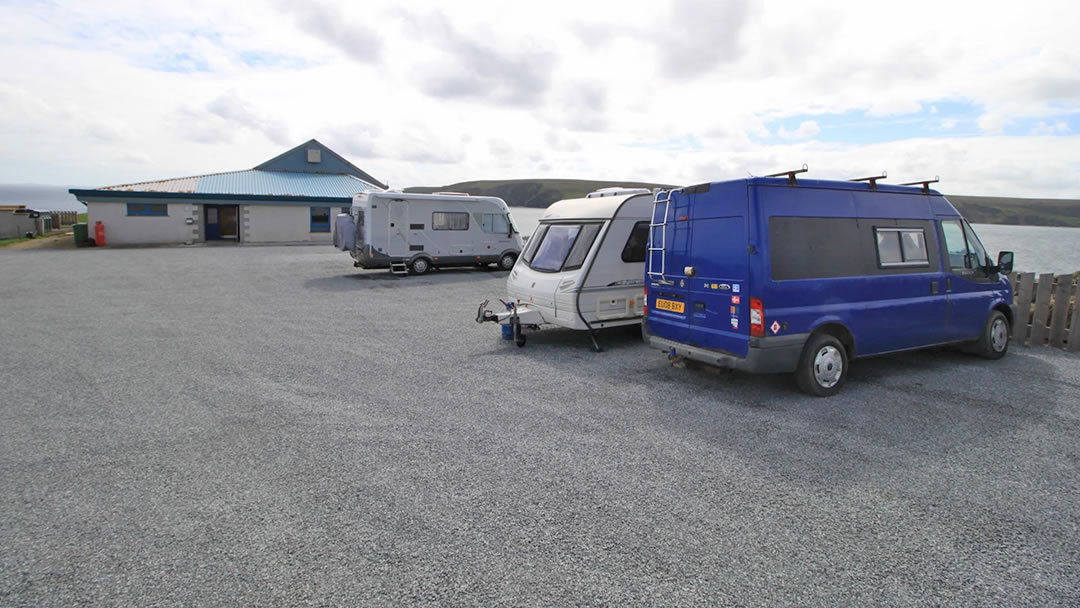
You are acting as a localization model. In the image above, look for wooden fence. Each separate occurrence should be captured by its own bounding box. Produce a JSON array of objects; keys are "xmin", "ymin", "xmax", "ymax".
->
[{"xmin": 1009, "ymin": 272, "xmax": 1080, "ymax": 352}]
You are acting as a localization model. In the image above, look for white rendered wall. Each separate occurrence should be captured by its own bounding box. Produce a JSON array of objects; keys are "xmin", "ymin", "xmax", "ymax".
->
[
  {"xmin": 87, "ymin": 202, "xmax": 197, "ymax": 245},
  {"xmin": 244, "ymin": 205, "xmax": 340, "ymax": 243}
]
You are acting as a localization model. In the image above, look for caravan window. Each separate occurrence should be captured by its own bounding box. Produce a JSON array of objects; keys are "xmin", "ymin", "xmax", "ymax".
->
[
  {"xmin": 621, "ymin": 221, "xmax": 650, "ymax": 263},
  {"xmin": 432, "ymin": 211, "xmax": 469, "ymax": 230},
  {"xmin": 526, "ymin": 223, "xmax": 602, "ymax": 272},
  {"xmin": 521, "ymin": 225, "xmax": 548, "ymax": 264}
]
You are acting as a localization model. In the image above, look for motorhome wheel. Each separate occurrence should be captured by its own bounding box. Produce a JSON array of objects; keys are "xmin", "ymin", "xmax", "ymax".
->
[
  {"xmin": 796, "ymin": 333, "xmax": 848, "ymax": 397},
  {"xmin": 498, "ymin": 252, "xmax": 518, "ymax": 270},
  {"xmin": 410, "ymin": 257, "xmax": 431, "ymax": 275},
  {"xmin": 975, "ymin": 310, "xmax": 1009, "ymax": 359}
]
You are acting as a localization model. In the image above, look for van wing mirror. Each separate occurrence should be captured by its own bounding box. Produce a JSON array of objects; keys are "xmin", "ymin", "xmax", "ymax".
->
[{"xmin": 996, "ymin": 251, "xmax": 1014, "ymax": 274}]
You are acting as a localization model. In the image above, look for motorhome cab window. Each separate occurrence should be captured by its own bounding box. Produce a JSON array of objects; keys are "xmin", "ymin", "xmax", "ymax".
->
[
  {"xmin": 432, "ymin": 211, "xmax": 469, "ymax": 230},
  {"xmin": 527, "ymin": 223, "xmax": 601, "ymax": 272},
  {"xmin": 479, "ymin": 213, "xmax": 511, "ymax": 233},
  {"xmin": 874, "ymin": 228, "xmax": 928, "ymax": 267},
  {"xmin": 621, "ymin": 221, "xmax": 650, "ymax": 263},
  {"xmin": 942, "ymin": 219, "xmax": 988, "ymax": 272}
]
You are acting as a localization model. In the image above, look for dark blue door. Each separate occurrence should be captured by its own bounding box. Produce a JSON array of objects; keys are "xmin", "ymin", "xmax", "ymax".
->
[
  {"xmin": 205, "ymin": 206, "xmax": 221, "ymax": 240},
  {"xmin": 940, "ymin": 219, "xmax": 995, "ymax": 341}
]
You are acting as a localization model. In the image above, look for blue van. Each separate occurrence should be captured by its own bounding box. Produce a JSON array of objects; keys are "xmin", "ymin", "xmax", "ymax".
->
[{"xmin": 642, "ymin": 176, "xmax": 1015, "ymax": 396}]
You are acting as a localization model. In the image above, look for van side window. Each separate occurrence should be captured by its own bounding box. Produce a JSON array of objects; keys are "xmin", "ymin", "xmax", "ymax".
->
[
  {"xmin": 941, "ymin": 220, "xmax": 969, "ymax": 271},
  {"xmin": 621, "ymin": 221, "xmax": 650, "ymax": 263},
  {"xmin": 874, "ymin": 228, "xmax": 928, "ymax": 267},
  {"xmin": 432, "ymin": 211, "xmax": 469, "ymax": 230},
  {"xmin": 962, "ymin": 221, "xmax": 988, "ymax": 270}
]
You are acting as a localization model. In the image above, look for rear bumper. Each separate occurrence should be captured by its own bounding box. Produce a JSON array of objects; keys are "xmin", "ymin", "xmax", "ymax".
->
[{"xmin": 644, "ymin": 322, "xmax": 807, "ymax": 373}]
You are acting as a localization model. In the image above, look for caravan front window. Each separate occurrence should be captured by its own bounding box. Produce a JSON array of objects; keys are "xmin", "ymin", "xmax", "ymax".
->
[{"xmin": 526, "ymin": 223, "xmax": 602, "ymax": 272}]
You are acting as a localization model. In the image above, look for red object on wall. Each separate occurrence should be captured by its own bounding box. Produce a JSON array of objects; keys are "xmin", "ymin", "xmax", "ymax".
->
[{"xmin": 94, "ymin": 221, "xmax": 105, "ymax": 247}]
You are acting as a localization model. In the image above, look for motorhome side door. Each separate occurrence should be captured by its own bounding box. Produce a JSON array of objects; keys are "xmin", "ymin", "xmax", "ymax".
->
[{"xmin": 388, "ymin": 200, "xmax": 409, "ymax": 257}]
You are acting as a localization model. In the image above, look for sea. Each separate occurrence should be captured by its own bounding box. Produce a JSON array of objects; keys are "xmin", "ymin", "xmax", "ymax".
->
[{"xmin": 508, "ymin": 206, "xmax": 1080, "ymax": 275}]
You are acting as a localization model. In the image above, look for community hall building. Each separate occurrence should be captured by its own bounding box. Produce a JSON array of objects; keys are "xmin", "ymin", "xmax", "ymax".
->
[{"xmin": 69, "ymin": 140, "xmax": 386, "ymax": 246}]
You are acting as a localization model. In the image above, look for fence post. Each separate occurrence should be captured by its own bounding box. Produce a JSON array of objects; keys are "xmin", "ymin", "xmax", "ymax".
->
[
  {"xmin": 1068, "ymin": 279, "xmax": 1080, "ymax": 353},
  {"xmin": 1013, "ymin": 272, "xmax": 1035, "ymax": 345},
  {"xmin": 1029, "ymin": 273, "xmax": 1055, "ymax": 346},
  {"xmin": 1048, "ymin": 275, "xmax": 1072, "ymax": 348}
]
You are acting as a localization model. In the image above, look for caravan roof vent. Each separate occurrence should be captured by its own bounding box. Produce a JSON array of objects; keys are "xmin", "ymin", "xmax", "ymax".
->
[
  {"xmin": 586, "ymin": 187, "xmax": 650, "ymax": 198},
  {"xmin": 433, "ymin": 191, "xmax": 470, "ymax": 196}
]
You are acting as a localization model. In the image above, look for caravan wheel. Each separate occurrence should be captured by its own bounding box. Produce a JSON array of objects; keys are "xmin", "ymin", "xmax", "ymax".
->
[{"xmin": 410, "ymin": 257, "xmax": 431, "ymax": 275}]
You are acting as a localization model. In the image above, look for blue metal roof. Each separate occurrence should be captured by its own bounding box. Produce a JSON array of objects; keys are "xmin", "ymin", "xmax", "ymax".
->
[
  {"xmin": 196, "ymin": 170, "xmax": 380, "ymax": 197},
  {"xmin": 96, "ymin": 169, "xmax": 380, "ymax": 198}
]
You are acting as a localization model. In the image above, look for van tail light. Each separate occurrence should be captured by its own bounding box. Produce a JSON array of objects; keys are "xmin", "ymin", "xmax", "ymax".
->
[
  {"xmin": 750, "ymin": 298, "xmax": 764, "ymax": 337},
  {"xmin": 643, "ymin": 284, "xmax": 648, "ymax": 316}
]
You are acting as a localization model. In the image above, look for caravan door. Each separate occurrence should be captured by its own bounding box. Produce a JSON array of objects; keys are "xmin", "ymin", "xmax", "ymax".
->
[{"xmin": 388, "ymin": 200, "xmax": 409, "ymax": 257}]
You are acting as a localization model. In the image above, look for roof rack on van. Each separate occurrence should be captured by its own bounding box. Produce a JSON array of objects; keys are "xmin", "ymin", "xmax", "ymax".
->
[
  {"xmin": 763, "ymin": 164, "xmax": 808, "ymax": 185},
  {"xmin": 850, "ymin": 171, "xmax": 887, "ymax": 191},
  {"xmin": 899, "ymin": 176, "xmax": 940, "ymax": 193}
]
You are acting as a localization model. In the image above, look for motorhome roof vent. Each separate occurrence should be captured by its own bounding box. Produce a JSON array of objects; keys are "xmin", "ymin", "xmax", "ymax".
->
[
  {"xmin": 433, "ymin": 191, "xmax": 470, "ymax": 196},
  {"xmin": 586, "ymin": 187, "xmax": 650, "ymax": 198}
]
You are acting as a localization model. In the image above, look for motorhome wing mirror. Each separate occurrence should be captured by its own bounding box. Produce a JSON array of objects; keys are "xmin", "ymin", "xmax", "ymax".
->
[{"xmin": 996, "ymin": 251, "xmax": 1014, "ymax": 274}]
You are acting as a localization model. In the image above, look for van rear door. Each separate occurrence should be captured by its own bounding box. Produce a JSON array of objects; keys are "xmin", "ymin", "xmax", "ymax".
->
[
  {"xmin": 647, "ymin": 189, "xmax": 694, "ymax": 344},
  {"xmin": 684, "ymin": 181, "xmax": 750, "ymax": 357}
]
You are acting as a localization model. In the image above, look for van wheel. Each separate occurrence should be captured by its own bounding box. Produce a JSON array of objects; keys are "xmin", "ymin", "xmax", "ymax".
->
[
  {"xmin": 498, "ymin": 253, "xmax": 517, "ymax": 270},
  {"xmin": 975, "ymin": 310, "xmax": 1009, "ymax": 359},
  {"xmin": 410, "ymin": 257, "xmax": 431, "ymax": 275},
  {"xmin": 796, "ymin": 333, "xmax": 848, "ymax": 397}
]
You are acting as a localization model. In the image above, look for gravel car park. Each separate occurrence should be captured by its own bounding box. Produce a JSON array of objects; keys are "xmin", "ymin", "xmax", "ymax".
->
[{"xmin": 2, "ymin": 246, "xmax": 1078, "ymax": 606}]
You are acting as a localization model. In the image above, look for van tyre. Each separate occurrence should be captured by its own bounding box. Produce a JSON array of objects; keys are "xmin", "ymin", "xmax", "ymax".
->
[
  {"xmin": 796, "ymin": 333, "xmax": 848, "ymax": 397},
  {"xmin": 498, "ymin": 253, "xmax": 517, "ymax": 270},
  {"xmin": 975, "ymin": 310, "xmax": 1009, "ymax": 359},
  {"xmin": 410, "ymin": 257, "xmax": 431, "ymax": 275}
]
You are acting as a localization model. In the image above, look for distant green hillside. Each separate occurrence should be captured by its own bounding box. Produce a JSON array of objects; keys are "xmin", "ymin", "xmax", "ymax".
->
[
  {"xmin": 946, "ymin": 195, "xmax": 1080, "ymax": 227},
  {"xmin": 405, "ymin": 179, "xmax": 1080, "ymax": 227},
  {"xmin": 404, "ymin": 179, "xmax": 673, "ymax": 209}
]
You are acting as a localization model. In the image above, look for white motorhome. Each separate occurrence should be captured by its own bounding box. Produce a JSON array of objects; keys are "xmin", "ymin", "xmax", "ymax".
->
[
  {"xmin": 334, "ymin": 191, "xmax": 523, "ymax": 275},
  {"xmin": 476, "ymin": 188, "xmax": 654, "ymax": 350}
]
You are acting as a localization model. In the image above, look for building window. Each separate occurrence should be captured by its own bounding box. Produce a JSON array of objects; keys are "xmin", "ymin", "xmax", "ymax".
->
[
  {"xmin": 127, "ymin": 203, "xmax": 167, "ymax": 216},
  {"xmin": 307, "ymin": 148, "xmax": 321, "ymax": 163},
  {"xmin": 310, "ymin": 207, "xmax": 330, "ymax": 232},
  {"xmin": 875, "ymin": 228, "xmax": 928, "ymax": 267},
  {"xmin": 432, "ymin": 211, "xmax": 469, "ymax": 230}
]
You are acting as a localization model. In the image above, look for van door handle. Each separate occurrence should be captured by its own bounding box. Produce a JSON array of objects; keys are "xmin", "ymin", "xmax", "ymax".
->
[{"xmin": 930, "ymin": 281, "xmax": 939, "ymax": 294}]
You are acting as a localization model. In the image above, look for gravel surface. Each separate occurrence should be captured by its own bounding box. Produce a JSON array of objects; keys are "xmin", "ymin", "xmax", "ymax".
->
[{"xmin": 2, "ymin": 245, "xmax": 1079, "ymax": 607}]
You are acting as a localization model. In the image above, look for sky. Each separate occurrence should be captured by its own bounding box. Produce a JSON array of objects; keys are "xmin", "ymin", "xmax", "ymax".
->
[{"xmin": 0, "ymin": 0, "xmax": 1078, "ymax": 198}]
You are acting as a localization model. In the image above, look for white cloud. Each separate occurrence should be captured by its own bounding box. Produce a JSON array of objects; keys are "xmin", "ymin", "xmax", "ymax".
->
[
  {"xmin": 0, "ymin": 0, "xmax": 1077, "ymax": 197},
  {"xmin": 778, "ymin": 121, "xmax": 821, "ymax": 140}
]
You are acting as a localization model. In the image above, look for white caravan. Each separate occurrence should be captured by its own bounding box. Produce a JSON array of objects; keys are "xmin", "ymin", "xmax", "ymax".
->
[
  {"xmin": 335, "ymin": 191, "xmax": 523, "ymax": 275},
  {"xmin": 475, "ymin": 188, "xmax": 654, "ymax": 350}
]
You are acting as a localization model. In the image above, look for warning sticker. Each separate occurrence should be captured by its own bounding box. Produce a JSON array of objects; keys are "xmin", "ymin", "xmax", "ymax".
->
[
  {"xmin": 730, "ymin": 305, "xmax": 737, "ymax": 314},
  {"xmin": 770, "ymin": 320, "xmax": 781, "ymax": 334},
  {"xmin": 732, "ymin": 296, "xmax": 741, "ymax": 305},
  {"xmin": 730, "ymin": 317, "xmax": 739, "ymax": 329},
  {"xmin": 732, "ymin": 284, "xmax": 740, "ymax": 293}
]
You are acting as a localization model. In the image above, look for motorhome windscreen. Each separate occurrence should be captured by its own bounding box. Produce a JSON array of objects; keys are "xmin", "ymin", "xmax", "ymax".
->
[{"xmin": 527, "ymin": 223, "xmax": 602, "ymax": 272}]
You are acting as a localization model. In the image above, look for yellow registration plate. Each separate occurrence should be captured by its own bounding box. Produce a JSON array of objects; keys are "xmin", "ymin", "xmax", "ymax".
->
[{"xmin": 654, "ymin": 298, "xmax": 685, "ymax": 313}]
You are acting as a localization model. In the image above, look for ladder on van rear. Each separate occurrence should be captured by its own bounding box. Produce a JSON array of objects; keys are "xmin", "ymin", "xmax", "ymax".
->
[{"xmin": 647, "ymin": 190, "xmax": 672, "ymax": 280}]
